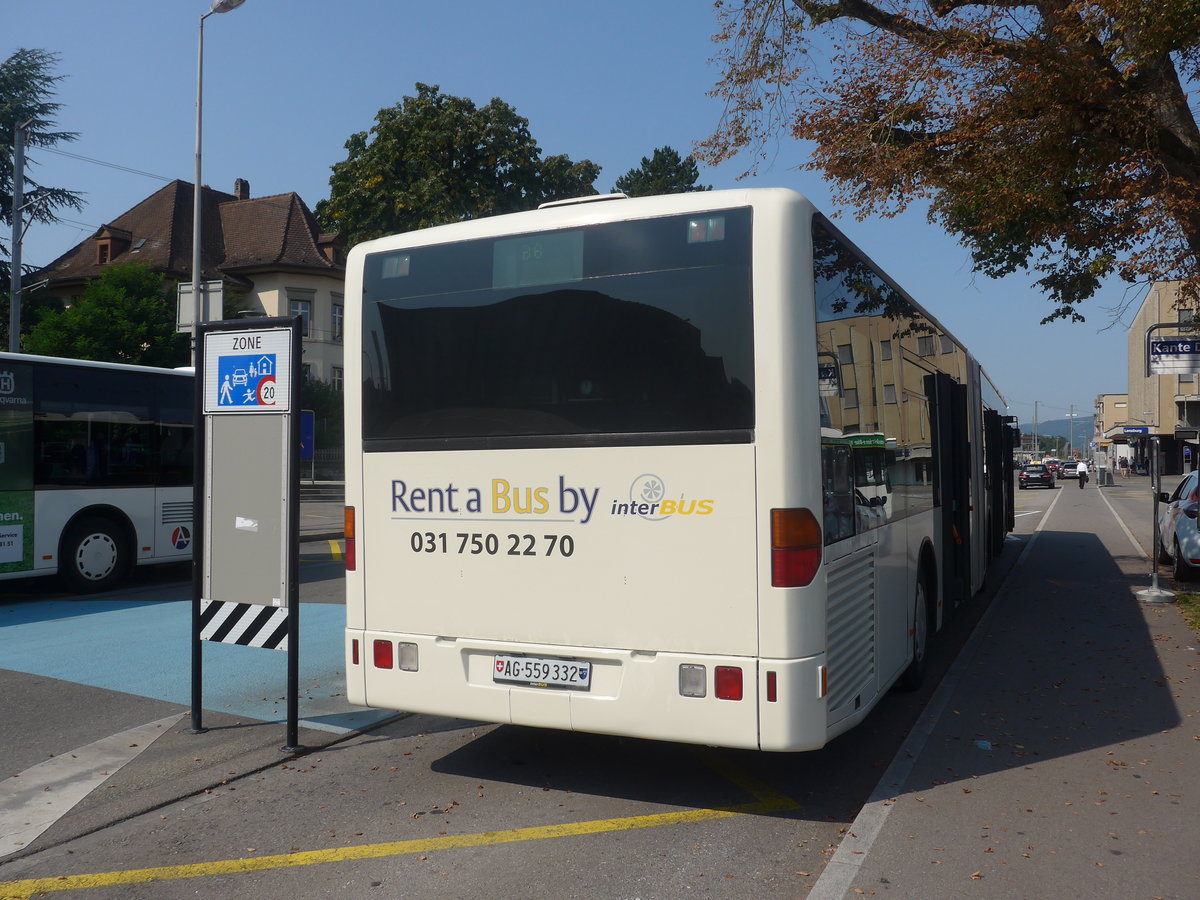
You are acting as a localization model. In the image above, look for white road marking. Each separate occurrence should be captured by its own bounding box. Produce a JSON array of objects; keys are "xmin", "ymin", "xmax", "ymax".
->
[{"xmin": 0, "ymin": 714, "xmax": 184, "ymax": 860}]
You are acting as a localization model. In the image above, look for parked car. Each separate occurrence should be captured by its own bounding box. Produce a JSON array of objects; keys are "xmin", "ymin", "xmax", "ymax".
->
[
  {"xmin": 1059, "ymin": 459, "xmax": 1080, "ymax": 479},
  {"xmin": 1018, "ymin": 464, "xmax": 1056, "ymax": 489},
  {"xmin": 1158, "ymin": 472, "xmax": 1200, "ymax": 581}
]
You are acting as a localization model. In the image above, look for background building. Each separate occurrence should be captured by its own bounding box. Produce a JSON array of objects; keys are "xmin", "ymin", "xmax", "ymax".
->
[{"xmin": 33, "ymin": 179, "xmax": 345, "ymax": 384}]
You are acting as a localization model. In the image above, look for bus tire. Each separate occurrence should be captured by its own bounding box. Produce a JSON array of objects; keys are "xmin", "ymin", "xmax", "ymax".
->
[
  {"xmin": 898, "ymin": 571, "xmax": 931, "ymax": 691},
  {"xmin": 61, "ymin": 516, "xmax": 130, "ymax": 593}
]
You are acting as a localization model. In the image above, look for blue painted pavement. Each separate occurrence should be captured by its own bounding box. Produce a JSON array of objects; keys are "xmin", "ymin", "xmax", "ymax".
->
[{"xmin": 0, "ymin": 600, "xmax": 395, "ymax": 733}]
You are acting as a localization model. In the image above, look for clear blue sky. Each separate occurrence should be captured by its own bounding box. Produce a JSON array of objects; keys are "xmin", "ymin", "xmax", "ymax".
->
[{"xmin": 10, "ymin": 0, "xmax": 1140, "ymax": 426}]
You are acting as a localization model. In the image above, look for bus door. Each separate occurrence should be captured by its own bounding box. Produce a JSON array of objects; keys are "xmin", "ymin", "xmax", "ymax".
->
[
  {"xmin": 926, "ymin": 372, "xmax": 971, "ymax": 615},
  {"xmin": 821, "ymin": 437, "xmax": 885, "ymax": 728},
  {"xmin": 983, "ymin": 408, "xmax": 1012, "ymax": 560}
]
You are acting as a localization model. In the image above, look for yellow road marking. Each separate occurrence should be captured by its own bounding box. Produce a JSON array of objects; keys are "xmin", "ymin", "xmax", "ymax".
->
[
  {"xmin": 326, "ymin": 539, "xmax": 343, "ymax": 561},
  {"xmin": 0, "ymin": 793, "xmax": 796, "ymax": 898}
]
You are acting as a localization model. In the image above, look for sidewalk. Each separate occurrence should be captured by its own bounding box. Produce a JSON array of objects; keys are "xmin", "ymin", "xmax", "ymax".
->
[
  {"xmin": 816, "ymin": 473, "xmax": 1199, "ymax": 898},
  {"xmin": 298, "ymin": 499, "xmax": 344, "ymax": 542}
]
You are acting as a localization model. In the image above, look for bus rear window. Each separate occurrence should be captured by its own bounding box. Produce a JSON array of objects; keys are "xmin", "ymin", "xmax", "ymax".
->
[{"xmin": 360, "ymin": 208, "xmax": 754, "ymax": 445}]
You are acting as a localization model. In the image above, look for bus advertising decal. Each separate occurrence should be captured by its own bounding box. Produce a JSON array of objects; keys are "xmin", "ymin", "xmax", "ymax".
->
[{"xmin": 389, "ymin": 473, "xmax": 715, "ymax": 526}]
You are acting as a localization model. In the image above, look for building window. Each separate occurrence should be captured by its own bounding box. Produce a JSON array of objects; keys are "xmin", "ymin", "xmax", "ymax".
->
[
  {"xmin": 97, "ymin": 243, "xmax": 111, "ymax": 265},
  {"xmin": 843, "ymin": 388, "xmax": 858, "ymax": 409},
  {"xmin": 883, "ymin": 384, "xmax": 898, "ymax": 404},
  {"xmin": 940, "ymin": 334, "xmax": 954, "ymax": 354},
  {"xmin": 332, "ymin": 303, "xmax": 344, "ymax": 342},
  {"xmin": 837, "ymin": 343, "xmax": 854, "ymax": 365},
  {"xmin": 880, "ymin": 340, "xmax": 892, "ymax": 361},
  {"xmin": 332, "ymin": 366, "xmax": 344, "ymax": 391},
  {"xmin": 917, "ymin": 335, "xmax": 936, "ymax": 357},
  {"xmin": 290, "ymin": 299, "xmax": 311, "ymax": 336}
]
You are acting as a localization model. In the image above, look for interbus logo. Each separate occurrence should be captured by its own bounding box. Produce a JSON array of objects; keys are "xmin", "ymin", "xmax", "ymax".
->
[
  {"xmin": 612, "ymin": 474, "xmax": 714, "ymax": 521},
  {"xmin": 0, "ymin": 369, "xmax": 14, "ymax": 394}
]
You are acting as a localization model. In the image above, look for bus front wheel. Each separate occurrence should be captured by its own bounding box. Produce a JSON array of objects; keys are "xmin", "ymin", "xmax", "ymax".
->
[{"xmin": 61, "ymin": 516, "xmax": 130, "ymax": 594}]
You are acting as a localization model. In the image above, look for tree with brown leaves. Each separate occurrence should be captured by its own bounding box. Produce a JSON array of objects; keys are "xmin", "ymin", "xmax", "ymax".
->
[{"xmin": 698, "ymin": 1, "xmax": 1200, "ymax": 322}]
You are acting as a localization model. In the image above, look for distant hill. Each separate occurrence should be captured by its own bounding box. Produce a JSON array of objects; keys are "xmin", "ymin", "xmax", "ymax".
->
[{"xmin": 1018, "ymin": 416, "xmax": 1095, "ymax": 440}]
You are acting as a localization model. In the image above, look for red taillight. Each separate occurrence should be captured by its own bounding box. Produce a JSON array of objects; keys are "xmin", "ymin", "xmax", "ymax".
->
[
  {"xmin": 344, "ymin": 506, "xmax": 356, "ymax": 571},
  {"xmin": 373, "ymin": 639, "xmax": 393, "ymax": 669},
  {"xmin": 351, "ymin": 639, "xmax": 360, "ymax": 666},
  {"xmin": 715, "ymin": 666, "xmax": 743, "ymax": 701},
  {"xmin": 771, "ymin": 508, "xmax": 822, "ymax": 587},
  {"xmin": 766, "ymin": 670, "xmax": 777, "ymax": 702}
]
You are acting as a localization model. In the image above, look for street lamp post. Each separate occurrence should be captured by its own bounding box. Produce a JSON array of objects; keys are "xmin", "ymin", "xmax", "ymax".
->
[
  {"xmin": 190, "ymin": 0, "xmax": 245, "ymax": 735},
  {"xmin": 192, "ymin": 0, "xmax": 246, "ymax": 361}
]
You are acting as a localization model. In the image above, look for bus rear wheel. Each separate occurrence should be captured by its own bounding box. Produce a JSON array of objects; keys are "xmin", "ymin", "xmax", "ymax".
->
[
  {"xmin": 61, "ymin": 516, "xmax": 130, "ymax": 593},
  {"xmin": 899, "ymin": 573, "xmax": 931, "ymax": 691}
]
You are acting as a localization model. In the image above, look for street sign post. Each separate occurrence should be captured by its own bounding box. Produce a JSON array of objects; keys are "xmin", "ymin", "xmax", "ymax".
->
[
  {"xmin": 1148, "ymin": 338, "xmax": 1200, "ymax": 375},
  {"xmin": 191, "ymin": 316, "xmax": 304, "ymax": 750}
]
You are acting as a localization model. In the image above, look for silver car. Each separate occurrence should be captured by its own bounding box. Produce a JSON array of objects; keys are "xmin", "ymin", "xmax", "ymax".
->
[{"xmin": 1158, "ymin": 472, "xmax": 1200, "ymax": 581}]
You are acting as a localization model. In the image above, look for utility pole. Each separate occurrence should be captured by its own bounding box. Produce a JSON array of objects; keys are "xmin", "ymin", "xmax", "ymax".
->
[
  {"xmin": 1033, "ymin": 401, "xmax": 1039, "ymax": 458},
  {"xmin": 8, "ymin": 118, "xmax": 31, "ymax": 352}
]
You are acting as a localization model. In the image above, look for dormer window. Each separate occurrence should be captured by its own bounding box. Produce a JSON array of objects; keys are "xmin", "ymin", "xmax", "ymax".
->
[{"xmin": 93, "ymin": 225, "xmax": 132, "ymax": 266}]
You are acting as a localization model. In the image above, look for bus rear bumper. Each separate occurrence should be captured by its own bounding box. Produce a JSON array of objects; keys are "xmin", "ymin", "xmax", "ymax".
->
[{"xmin": 347, "ymin": 630, "xmax": 830, "ymax": 752}]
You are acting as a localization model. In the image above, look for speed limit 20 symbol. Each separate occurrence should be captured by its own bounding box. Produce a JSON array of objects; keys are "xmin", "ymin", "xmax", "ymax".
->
[{"xmin": 256, "ymin": 375, "xmax": 277, "ymax": 406}]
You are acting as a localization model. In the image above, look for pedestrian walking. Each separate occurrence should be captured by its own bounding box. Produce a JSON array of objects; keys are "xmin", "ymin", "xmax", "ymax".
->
[
  {"xmin": 1119, "ymin": 456, "xmax": 1130, "ymax": 478},
  {"xmin": 1076, "ymin": 458, "xmax": 1088, "ymax": 488}
]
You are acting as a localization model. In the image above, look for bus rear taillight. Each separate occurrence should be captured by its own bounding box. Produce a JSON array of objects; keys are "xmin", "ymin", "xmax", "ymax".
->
[
  {"xmin": 770, "ymin": 508, "xmax": 821, "ymax": 587},
  {"xmin": 344, "ymin": 506, "xmax": 356, "ymax": 571},
  {"xmin": 373, "ymin": 640, "xmax": 393, "ymax": 668},
  {"xmin": 715, "ymin": 666, "xmax": 743, "ymax": 701}
]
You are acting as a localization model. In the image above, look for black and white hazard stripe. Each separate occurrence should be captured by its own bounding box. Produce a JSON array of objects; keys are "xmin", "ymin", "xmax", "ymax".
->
[{"xmin": 200, "ymin": 599, "xmax": 289, "ymax": 650}]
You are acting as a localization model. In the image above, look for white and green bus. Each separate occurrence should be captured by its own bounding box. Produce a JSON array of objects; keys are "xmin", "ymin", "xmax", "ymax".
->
[
  {"xmin": 0, "ymin": 352, "xmax": 194, "ymax": 592},
  {"xmin": 342, "ymin": 189, "xmax": 1014, "ymax": 751}
]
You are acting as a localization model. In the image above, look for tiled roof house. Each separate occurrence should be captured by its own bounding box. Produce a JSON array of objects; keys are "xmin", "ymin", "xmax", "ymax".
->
[{"xmin": 34, "ymin": 178, "xmax": 346, "ymax": 385}]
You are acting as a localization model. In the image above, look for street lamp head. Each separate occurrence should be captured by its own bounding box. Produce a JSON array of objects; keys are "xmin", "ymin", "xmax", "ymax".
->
[{"xmin": 210, "ymin": 0, "xmax": 245, "ymax": 12}]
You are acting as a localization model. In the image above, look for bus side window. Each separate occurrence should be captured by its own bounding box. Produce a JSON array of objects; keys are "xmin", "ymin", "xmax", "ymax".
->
[{"xmin": 822, "ymin": 443, "xmax": 855, "ymax": 544}]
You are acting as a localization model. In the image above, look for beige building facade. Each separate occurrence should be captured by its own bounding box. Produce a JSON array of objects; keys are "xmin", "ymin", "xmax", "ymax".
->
[{"xmin": 1120, "ymin": 281, "xmax": 1200, "ymax": 473}]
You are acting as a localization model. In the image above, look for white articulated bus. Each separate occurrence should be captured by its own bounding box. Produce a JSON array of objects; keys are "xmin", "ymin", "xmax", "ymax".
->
[
  {"xmin": 0, "ymin": 352, "xmax": 194, "ymax": 592},
  {"xmin": 342, "ymin": 189, "xmax": 1014, "ymax": 751}
]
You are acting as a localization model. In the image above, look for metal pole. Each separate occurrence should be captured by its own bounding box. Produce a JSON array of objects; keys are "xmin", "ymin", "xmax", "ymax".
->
[
  {"xmin": 191, "ymin": 11, "xmax": 209, "ymax": 365},
  {"xmin": 8, "ymin": 120, "xmax": 30, "ymax": 352},
  {"xmin": 1140, "ymin": 435, "xmax": 1174, "ymax": 602},
  {"xmin": 190, "ymin": 322, "xmax": 208, "ymax": 733},
  {"xmin": 283, "ymin": 317, "xmax": 303, "ymax": 753}
]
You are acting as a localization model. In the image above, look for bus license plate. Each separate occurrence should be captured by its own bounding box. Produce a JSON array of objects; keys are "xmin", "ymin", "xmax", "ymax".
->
[{"xmin": 493, "ymin": 654, "xmax": 592, "ymax": 691}]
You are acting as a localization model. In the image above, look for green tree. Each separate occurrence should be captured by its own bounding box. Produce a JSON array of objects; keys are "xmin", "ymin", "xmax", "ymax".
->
[
  {"xmin": 300, "ymin": 371, "xmax": 343, "ymax": 453},
  {"xmin": 613, "ymin": 146, "xmax": 711, "ymax": 196},
  {"xmin": 316, "ymin": 83, "xmax": 600, "ymax": 246},
  {"xmin": 24, "ymin": 262, "xmax": 188, "ymax": 366},
  {"xmin": 2, "ymin": 49, "xmax": 85, "ymax": 343},
  {"xmin": 699, "ymin": 2, "xmax": 1200, "ymax": 321}
]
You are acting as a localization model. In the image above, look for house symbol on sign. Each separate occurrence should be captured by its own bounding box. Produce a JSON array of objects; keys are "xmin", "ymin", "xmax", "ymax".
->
[{"xmin": 257, "ymin": 356, "xmax": 274, "ymax": 375}]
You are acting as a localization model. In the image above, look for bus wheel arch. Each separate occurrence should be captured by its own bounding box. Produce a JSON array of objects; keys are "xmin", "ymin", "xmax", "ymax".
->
[
  {"xmin": 899, "ymin": 544, "xmax": 938, "ymax": 691},
  {"xmin": 59, "ymin": 509, "xmax": 134, "ymax": 593}
]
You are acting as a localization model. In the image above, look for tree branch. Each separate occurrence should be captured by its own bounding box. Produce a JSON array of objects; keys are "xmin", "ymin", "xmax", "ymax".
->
[{"xmin": 792, "ymin": 0, "xmax": 1033, "ymax": 61}]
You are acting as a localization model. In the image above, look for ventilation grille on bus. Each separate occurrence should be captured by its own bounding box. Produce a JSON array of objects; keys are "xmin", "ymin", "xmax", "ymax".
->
[
  {"xmin": 161, "ymin": 501, "xmax": 193, "ymax": 524},
  {"xmin": 825, "ymin": 550, "xmax": 876, "ymax": 717}
]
